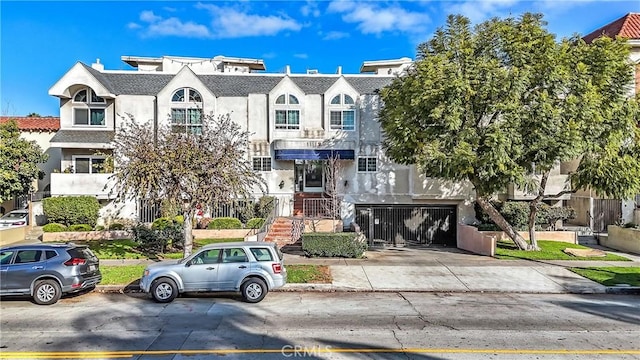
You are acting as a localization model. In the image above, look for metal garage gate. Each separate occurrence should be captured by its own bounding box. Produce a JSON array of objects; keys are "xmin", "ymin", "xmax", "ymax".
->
[{"xmin": 355, "ymin": 205, "xmax": 457, "ymax": 247}]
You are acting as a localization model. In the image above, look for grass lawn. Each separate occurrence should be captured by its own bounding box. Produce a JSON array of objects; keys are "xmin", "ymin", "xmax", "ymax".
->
[
  {"xmin": 99, "ymin": 265, "xmax": 146, "ymax": 285},
  {"xmin": 495, "ymin": 240, "xmax": 630, "ymax": 261},
  {"xmin": 84, "ymin": 238, "xmax": 244, "ymax": 260},
  {"xmin": 99, "ymin": 264, "xmax": 331, "ymax": 285},
  {"xmin": 570, "ymin": 267, "xmax": 640, "ymax": 287}
]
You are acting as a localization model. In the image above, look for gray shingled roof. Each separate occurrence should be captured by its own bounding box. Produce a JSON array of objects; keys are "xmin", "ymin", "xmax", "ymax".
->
[
  {"xmin": 79, "ymin": 61, "xmax": 395, "ymax": 97},
  {"xmin": 50, "ymin": 130, "xmax": 114, "ymax": 144},
  {"xmin": 345, "ymin": 77, "xmax": 395, "ymax": 94},
  {"xmin": 200, "ymin": 75, "xmax": 282, "ymax": 97}
]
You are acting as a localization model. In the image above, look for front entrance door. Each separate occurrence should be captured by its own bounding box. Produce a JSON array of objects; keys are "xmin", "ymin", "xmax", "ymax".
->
[{"xmin": 296, "ymin": 161, "xmax": 324, "ymax": 192}]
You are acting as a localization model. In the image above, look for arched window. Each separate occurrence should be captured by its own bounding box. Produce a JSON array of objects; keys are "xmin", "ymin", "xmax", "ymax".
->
[
  {"xmin": 328, "ymin": 94, "xmax": 355, "ymax": 131},
  {"xmin": 274, "ymin": 93, "xmax": 300, "ymax": 130},
  {"xmin": 72, "ymin": 87, "xmax": 106, "ymax": 126},
  {"xmin": 171, "ymin": 88, "xmax": 203, "ymax": 134}
]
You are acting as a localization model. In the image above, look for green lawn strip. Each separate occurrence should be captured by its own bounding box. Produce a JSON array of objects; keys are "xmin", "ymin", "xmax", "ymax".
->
[
  {"xmin": 495, "ymin": 240, "xmax": 630, "ymax": 261},
  {"xmin": 99, "ymin": 264, "xmax": 331, "ymax": 285},
  {"xmin": 286, "ymin": 265, "xmax": 332, "ymax": 283},
  {"xmin": 82, "ymin": 238, "xmax": 243, "ymax": 260},
  {"xmin": 569, "ymin": 267, "xmax": 640, "ymax": 287},
  {"xmin": 100, "ymin": 265, "xmax": 146, "ymax": 285}
]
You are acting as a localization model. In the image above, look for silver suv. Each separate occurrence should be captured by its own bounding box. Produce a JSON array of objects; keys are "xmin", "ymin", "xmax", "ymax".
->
[
  {"xmin": 0, "ymin": 243, "xmax": 101, "ymax": 305},
  {"xmin": 139, "ymin": 241, "xmax": 287, "ymax": 303}
]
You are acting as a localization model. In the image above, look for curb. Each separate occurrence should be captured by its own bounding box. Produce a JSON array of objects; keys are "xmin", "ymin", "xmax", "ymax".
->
[{"xmin": 94, "ymin": 284, "xmax": 636, "ymax": 295}]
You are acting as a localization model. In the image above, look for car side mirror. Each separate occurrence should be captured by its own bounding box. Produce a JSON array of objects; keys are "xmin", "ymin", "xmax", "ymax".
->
[{"xmin": 185, "ymin": 261, "xmax": 192, "ymax": 267}]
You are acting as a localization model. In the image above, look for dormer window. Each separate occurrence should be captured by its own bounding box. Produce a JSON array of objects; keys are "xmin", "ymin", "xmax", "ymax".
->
[
  {"xmin": 171, "ymin": 87, "xmax": 203, "ymax": 135},
  {"xmin": 72, "ymin": 87, "xmax": 106, "ymax": 126},
  {"xmin": 274, "ymin": 93, "xmax": 300, "ymax": 130},
  {"xmin": 329, "ymin": 94, "xmax": 355, "ymax": 131}
]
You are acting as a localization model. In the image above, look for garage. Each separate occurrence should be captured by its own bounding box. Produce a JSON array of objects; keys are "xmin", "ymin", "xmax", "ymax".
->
[{"xmin": 354, "ymin": 205, "xmax": 457, "ymax": 247}]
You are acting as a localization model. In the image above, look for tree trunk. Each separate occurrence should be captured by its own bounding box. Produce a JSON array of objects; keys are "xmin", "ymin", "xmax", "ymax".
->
[
  {"xmin": 183, "ymin": 210, "xmax": 194, "ymax": 257},
  {"xmin": 527, "ymin": 171, "xmax": 550, "ymax": 251},
  {"xmin": 476, "ymin": 196, "xmax": 531, "ymax": 250}
]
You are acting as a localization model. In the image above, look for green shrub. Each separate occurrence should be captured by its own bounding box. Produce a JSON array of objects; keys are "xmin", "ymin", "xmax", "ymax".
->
[
  {"xmin": 246, "ymin": 218, "xmax": 265, "ymax": 229},
  {"xmin": 131, "ymin": 224, "xmax": 165, "ymax": 253},
  {"xmin": 255, "ymin": 196, "xmax": 276, "ymax": 219},
  {"xmin": 475, "ymin": 201, "xmax": 576, "ymax": 231},
  {"xmin": 173, "ymin": 215, "xmax": 184, "ymax": 224},
  {"xmin": 302, "ymin": 232, "xmax": 367, "ymax": 258},
  {"xmin": 150, "ymin": 217, "xmax": 184, "ymax": 250},
  {"xmin": 42, "ymin": 196, "xmax": 100, "ymax": 226},
  {"xmin": 94, "ymin": 225, "xmax": 105, "ymax": 231},
  {"xmin": 152, "ymin": 217, "xmax": 173, "ymax": 231},
  {"xmin": 108, "ymin": 223, "xmax": 125, "ymax": 231},
  {"xmin": 42, "ymin": 223, "xmax": 67, "ymax": 233},
  {"xmin": 67, "ymin": 224, "xmax": 93, "ymax": 232},
  {"xmin": 207, "ymin": 217, "xmax": 243, "ymax": 229},
  {"xmin": 476, "ymin": 223, "xmax": 501, "ymax": 231}
]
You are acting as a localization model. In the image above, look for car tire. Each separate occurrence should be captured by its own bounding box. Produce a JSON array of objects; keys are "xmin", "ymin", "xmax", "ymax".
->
[
  {"xmin": 151, "ymin": 278, "xmax": 178, "ymax": 303},
  {"xmin": 33, "ymin": 279, "xmax": 62, "ymax": 305},
  {"xmin": 241, "ymin": 278, "xmax": 268, "ymax": 303}
]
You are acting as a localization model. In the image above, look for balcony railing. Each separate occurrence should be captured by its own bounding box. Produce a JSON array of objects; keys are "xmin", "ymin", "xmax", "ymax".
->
[{"xmin": 50, "ymin": 173, "xmax": 115, "ymax": 198}]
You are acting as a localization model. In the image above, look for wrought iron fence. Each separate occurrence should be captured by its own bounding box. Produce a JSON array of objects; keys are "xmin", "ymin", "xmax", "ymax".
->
[
  {"xmin": 256, "ymin": 197, "xmax": 280, "ymax": 242},
  {"xmin": 303, "ymin": 198, "xmax": 339, "ymax": 219}
]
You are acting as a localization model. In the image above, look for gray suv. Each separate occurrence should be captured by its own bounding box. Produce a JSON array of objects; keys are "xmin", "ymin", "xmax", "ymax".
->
[
  {"xmin": 0, "ymin": 243, "xmax": 101, "ymax": 305},
  {"xmin": 139, "ymin": 241, "xmax": 287, "ymax": 303}
]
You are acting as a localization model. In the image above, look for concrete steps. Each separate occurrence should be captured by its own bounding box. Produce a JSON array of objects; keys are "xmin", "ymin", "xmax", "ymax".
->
[{"xmin": 264, "ymin": 217, "xmax": 304, "ymax": 248}]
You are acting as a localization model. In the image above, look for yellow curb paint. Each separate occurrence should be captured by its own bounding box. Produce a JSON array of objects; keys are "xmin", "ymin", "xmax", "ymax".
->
[{"xmin": 2, "ymin": 347, "xmax": 640, "ymax": 358}]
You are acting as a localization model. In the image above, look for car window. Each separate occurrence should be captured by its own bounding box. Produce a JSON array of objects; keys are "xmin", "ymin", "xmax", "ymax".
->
[
  {"xmin": 0, "ymin": 251, "xmax": 14, "ymax": 265},
  {"xmin": 45, "ymin": 250, "xmax": 58, "ymax": 260},
  {"xmin": 1, "ymin": 212, "xmax": 27, "ymax": 220},
  {"xmin": 67, "ymin": 247, "xmax": 96, "ymax": 260},
  {"xmin": 222, "ymin": 248, "xmax": 248, "ymax": 263},
  {"xmin": 250, "ymin": 248, "xmax": 273, "ymax": 262},
  {"xmin": 191, "ymin": 249, "xmax": 220, "ymax": 265},
  {"xmin": 15, "ymin": 250, "xmax": 42, "ymax": 264}
]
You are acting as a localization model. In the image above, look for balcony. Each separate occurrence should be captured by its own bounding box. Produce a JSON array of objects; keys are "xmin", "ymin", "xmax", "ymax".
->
[
  {"xmin": 507, "ymin": 175, "xmax": 571, "ymax": 200},
  {"xmin": 50, "ymin": 173, "xmax": 116, "ymax": 199}
]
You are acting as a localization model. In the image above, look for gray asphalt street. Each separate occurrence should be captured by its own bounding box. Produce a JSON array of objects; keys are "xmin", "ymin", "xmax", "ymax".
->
[{"xmin": 1, "ymin": 291, "xmax": 639, "ymax": 359}]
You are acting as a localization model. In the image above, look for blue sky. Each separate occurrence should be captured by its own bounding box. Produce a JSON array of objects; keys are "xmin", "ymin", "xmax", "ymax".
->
[{"xmin": 1, "ymin": 1, "xmax": 639, "ymax": 117}]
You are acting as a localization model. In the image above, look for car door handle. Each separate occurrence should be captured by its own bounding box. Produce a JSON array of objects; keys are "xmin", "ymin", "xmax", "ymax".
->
[
  {"xmin": 238, "ymin": 265, "xmax": 247, "ymax": 269},
  {"xmin": 31, "ymin": 266, "xmax": 44, "ymax": 270},
  {"xmin": 206, "ymin": 267, "xmax": 216, "ymax": 270}
]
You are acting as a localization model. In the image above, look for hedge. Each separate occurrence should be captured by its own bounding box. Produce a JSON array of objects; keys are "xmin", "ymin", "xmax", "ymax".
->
[
  {"xmin": 67, "ymin": 224, "xmax": 93, "ymax": 232},
  {"xmin": 302, "ymin": 232, "xmax": 367, "ymax": 258},
  {"xmin": 246, "ymin": 218, "xmax": 265, "ymax": 229},
  {"xmin": 207, "ymin": 217, "xmax": 243, "ymax": 229},
  {"xmin": 108, "ymin": 223, "xmax": 125, "ymax": 230},
  {"xmin": 42, "ymin": 223, "xmax": 67, "ymax": 233},
  {"xmin": 475, "ymin": 201, "xmax": 576, "ymax": 231},
  {"xmin": 42, "ymin": 196, "xmax": 100, "ymax": 226}
]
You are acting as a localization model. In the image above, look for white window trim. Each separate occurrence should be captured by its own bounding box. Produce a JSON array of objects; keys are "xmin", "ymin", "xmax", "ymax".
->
[
  {"xmin": 171, "ymin": 87, "xmax": 203, "ymax": 104},
  {"xmin": 274, "ymin": 93, "xmax": 302, "ymax": 131},
  {"xmin": 252, "ymin": 156, "xmax": 272, "ymax": 172},
  {"xmin": 71, "ymin": 155, "xmax": 107, "ymax": 174},
  {"xmin": 72, "ymin": 87, "xmax": 107, "ymax": 127},
  {"xmin": 357, "ymin": 156, "xmax": 377, "ymax": 173},
  {"xmin": 328, "ymin": 93, "xmax": 357, "ymax": 132}
]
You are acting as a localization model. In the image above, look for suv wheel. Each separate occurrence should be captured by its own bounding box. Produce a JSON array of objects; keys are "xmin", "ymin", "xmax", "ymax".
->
[
  {"xmin": 33, "ymin": 279, "xmax": 62, "ymax": 305},
  {"xmin": 151, "ymin": 278, "xmax": 178, "ymax": 303},
  {"xmin": 242, "ymin": 278, "xmax": 267, "ymax": 303}
]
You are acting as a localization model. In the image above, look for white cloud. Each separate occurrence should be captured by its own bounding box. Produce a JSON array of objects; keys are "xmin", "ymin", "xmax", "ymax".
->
[
  {"xmin": 327, "ymin": 1, "xmax": 429, "ymax": 35},
  {"xmin": 445, "ymin": 0, "xmax": 520, "ymax": 23},
  {"xmin": 322, "ymin": 30, "xmax": 350, "ymax": 40},
  {"xmin": 196, "ymin": 3, "xmax": 302, "ymax": 38},
  {"xmin": 301, "ymin": 1, "xmax": 321, "ymax": 17},
  {"xmin": 146, "ymin": 18, "xmax": 211, "ymax": 38},
  {"xmin": 132, "ymin": 5, "xmax": 302, "ymax": 39},
  {"xmin": 294, "ymin": 53, "xmax": 308, "ymax": 59},
  {"xmin": 140, "ymin": 10, "xmax": 162, "ymax": 23}
]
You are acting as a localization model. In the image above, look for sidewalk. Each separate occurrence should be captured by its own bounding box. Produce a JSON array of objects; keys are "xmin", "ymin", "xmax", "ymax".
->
[{"xmin": 98, "ymin": 246, "xmax": 640, "ymax": 295}]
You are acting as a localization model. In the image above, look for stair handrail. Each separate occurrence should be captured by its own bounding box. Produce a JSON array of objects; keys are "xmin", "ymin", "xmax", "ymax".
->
[{"xmin": 256, "ymin": 197, "xmax": 280, "ymax": 242}]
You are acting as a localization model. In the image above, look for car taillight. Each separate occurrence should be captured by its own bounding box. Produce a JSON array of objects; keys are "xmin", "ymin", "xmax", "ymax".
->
[
  {"xmin": 64, "ymin": 258, "xmax": 86, "ymax": 266},
  {"xmin": 272, "ymin": 263, "xmax": 282, "ymax": 274},
  {"xmin": 12, "ymin": 221, "xmax": 26, "ymax": 226}
]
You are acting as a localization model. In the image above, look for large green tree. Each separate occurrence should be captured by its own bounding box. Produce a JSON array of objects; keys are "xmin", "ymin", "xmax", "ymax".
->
[
  {"xmin": 112, "ymin": 113, "xmax": 266, "ymax": 256},
  {"xmin": 0, "ymin": 119, "xmax": 47, "ymax": 203},
  {"xmin": 379, "ymin": 13, "xmax": 640, "ymax": 250}
]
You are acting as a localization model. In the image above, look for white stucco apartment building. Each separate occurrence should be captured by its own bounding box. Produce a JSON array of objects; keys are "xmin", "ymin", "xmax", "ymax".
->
[{"xmin": 48, "ymin": 55, "xmax": 484, "ymax": 246}]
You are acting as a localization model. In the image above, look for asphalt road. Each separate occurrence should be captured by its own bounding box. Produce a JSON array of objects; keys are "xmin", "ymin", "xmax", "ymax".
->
[{"xmin": 0, "ymin": 291, "xmax": 639, "ymax": 360}]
